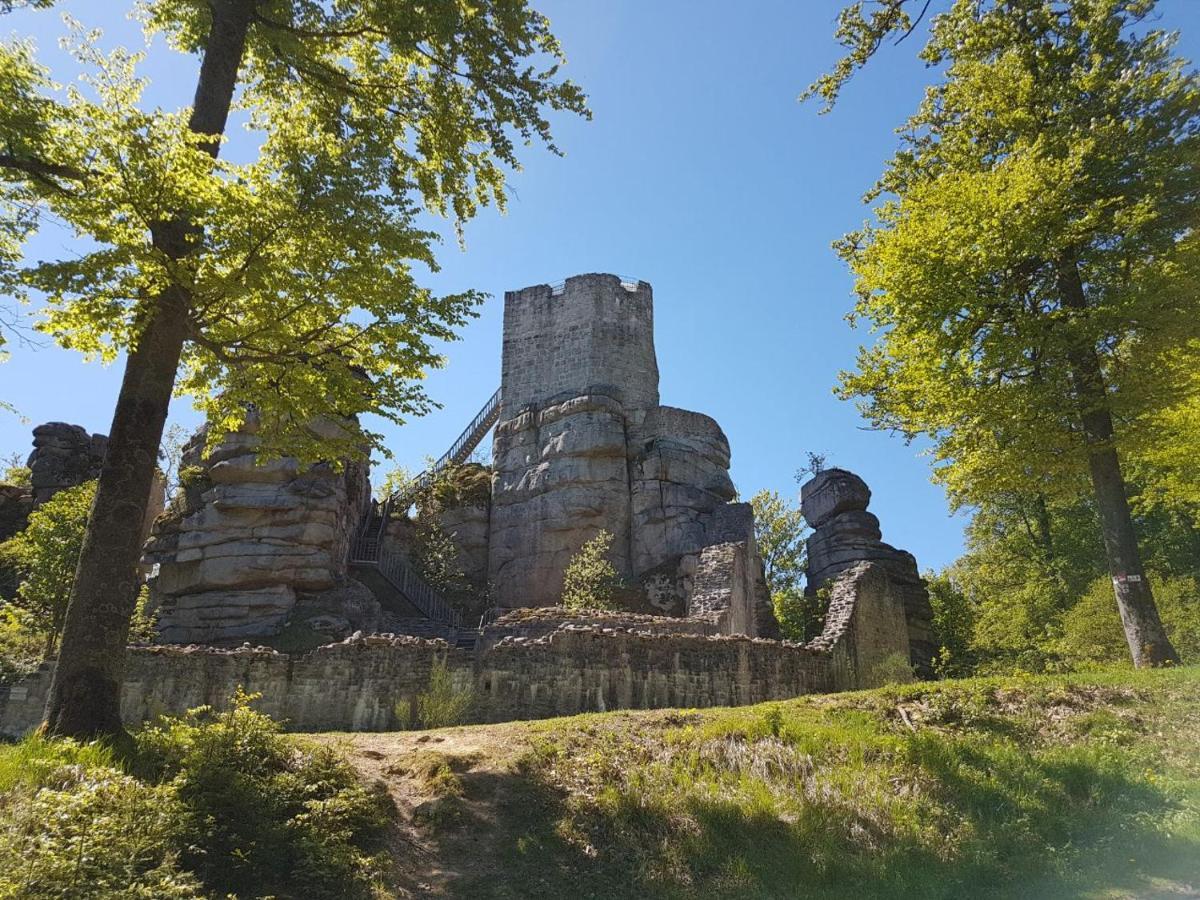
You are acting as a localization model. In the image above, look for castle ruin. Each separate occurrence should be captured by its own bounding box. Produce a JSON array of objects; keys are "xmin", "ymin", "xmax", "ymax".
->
[{"xmin": 0, "ymin": 273, "xmax": 936, "ymax": 736}]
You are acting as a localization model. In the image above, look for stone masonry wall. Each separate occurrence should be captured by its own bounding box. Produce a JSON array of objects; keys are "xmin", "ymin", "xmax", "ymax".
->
[
  {"xmin": 0, "ymin": 563, "xmax": 902, "ymax": 738},
  {"xmin": 500, "ymin": 274, "xmax": 659, "ymax": 415}
]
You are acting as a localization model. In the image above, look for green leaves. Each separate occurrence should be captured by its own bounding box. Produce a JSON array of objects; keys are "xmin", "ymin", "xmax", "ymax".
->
[
  {"xmin": 0, "ymin": 480, "xmax": 95, "ymax": 655},
  {"xmin": 831, "ymin": 0, "xmax": 1200, "ymax": 510},
  {"xmin": 0, "ymin": 2, "xmax": 589, "ymax": 463}
]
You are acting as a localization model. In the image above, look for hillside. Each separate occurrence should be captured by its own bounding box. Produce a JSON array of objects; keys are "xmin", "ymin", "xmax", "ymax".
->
[{"xmin": 330, "ymin": 668, "xmax": 1200, "ymax": 899}]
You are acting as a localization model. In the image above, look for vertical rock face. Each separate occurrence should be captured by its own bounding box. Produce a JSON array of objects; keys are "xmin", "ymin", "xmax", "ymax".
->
[
  {"xmin": 489, "ymin": 389, "xmax": 633, "ymax": 606},
  {"xmin": 145, "ymin": 423, "xmax": 372, "ymax": 644},
  {"xmin": 629, "ymin": 407, "xmax": 736, "ymax": 574},
  {"xmin": 1, "ymin": 421, "xmax": 163, "ymax": 546},
  {"xmin": 484, "ymin": 274, "xmax": 778, "ymax": 637},
  {"xmin": 801, "ymin": 468, "xmax": 935, "ymax": 676},
  {"xmin": 27, "ymin": 422, "xmax": 107, "ymax": 505}
]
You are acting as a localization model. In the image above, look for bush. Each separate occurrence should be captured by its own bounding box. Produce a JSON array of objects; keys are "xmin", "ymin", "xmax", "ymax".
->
[
  {"xmin": 0, "ymin": 693, "xmax": 391, "ymax": 900},
  {"xmin": 134, "ymin": 690, "xmax": 390, "ymax": 898},
  {"xmin": 864, "ymin": 650, "xmax": 916, "ymax": 687},
  {"xmin": 0, "ymin": 738, "xmax": 201, "ymax": 899},
  {"xmin": 0, "ymin": 605, "xmax": 42, "ymax": 683},
  {"xmin": 1061, "ymin": 573, "xmax": 1200, "ymax": 666},
  {"xmin": 415, "ymin": 658, "xmax": 476, "ymax": 729},
  {"xmin": 561, "ymin": 530, "xmax": 623, "ymax": 612},
  {"xmin": 925, "ymin": 569, "xmax": 977, "ymax": 677}
]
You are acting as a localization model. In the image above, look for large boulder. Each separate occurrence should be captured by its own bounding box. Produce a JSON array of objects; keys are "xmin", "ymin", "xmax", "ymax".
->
[
  {"xmin": 27, "ymin": 422, "xmax": 107, "ymax": 505},
  {"xmin": 146, "ymin": 424, "xmax": 371, "ymax": 644},
  {"xmin": 801, "ymin": 468, "xmax": 935, "ymax": 677}
]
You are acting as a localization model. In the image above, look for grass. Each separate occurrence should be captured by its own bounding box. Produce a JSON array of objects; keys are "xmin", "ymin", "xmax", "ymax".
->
[
  {"xmin": 3, "ymin": 668, "xmax": 1195, "ymax": 897},
  {"xmin": 336, "ymin": 666, "xmax": 1200, "ymax": 899},
  {"xmin": 0, "ymin": 694, "xmax": 392, "ymax": 899}
]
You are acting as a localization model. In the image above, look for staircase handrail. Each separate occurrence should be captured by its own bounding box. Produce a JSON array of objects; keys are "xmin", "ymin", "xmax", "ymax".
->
[
  {"xmin": 371, "ymin": 545, "xmax": 462, "ymax": 627},
  {"xmin": 387, "ymin": 386, "xmax": 501, "ymax": 511}
]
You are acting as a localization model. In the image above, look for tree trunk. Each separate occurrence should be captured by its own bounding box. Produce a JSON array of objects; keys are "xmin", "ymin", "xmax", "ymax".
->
[
  {"xmin": 1057, "ymin": 255, "xmax": 1179, "ymax": 668},
  {"xmin": 42, "ymin": 0, "xmax": 256, "ymax": 740}
]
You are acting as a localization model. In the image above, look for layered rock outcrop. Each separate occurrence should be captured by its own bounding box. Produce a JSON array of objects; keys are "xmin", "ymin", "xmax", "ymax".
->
[
  {"xmin": 0, "ymin": 421, "xmax": 163, "ymax": 546},
  {"xmin": 489, "ymin": 389, "xmax": 634, "ymax": 605},
  {"xmin": 801, "ymin": 468, "xmax": 935, "ymax": 676},
  {"xmin": 483, "ymin": 274, "xmax": 777, "ymax": 637},
  {"xmin": 145, "ymin": 422, "xmax": 374, "ymax": 644},
  {"xmin": 28, "ymin": 422, "xmax": 107, "ymax": 505}
]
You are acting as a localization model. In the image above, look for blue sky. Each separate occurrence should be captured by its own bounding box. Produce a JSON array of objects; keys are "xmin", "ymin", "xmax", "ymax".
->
[{"xmin": 2, "ymin": 1, "xmax": 1198, "ymax": 572}]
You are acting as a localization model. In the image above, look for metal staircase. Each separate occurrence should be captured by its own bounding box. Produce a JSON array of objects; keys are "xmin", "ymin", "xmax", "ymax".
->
[{"xmin": 350, "ymin": 387, "xmax": 502, "ymax": 627}]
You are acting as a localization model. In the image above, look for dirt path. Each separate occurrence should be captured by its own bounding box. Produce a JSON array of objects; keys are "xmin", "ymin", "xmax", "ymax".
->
[{"xmin": 317, "ymin": 723, "xmax": 544, "ymax": 898}]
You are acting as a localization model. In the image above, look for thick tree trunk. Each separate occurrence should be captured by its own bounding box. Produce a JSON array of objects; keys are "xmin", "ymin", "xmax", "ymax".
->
[
  {"xmin": 1057, "ymin": 255, "xmax": 1179, "ymax": 668},
  {"xmin": 43, "ymin": 0, "xmax": 256, "ymax": 740}
]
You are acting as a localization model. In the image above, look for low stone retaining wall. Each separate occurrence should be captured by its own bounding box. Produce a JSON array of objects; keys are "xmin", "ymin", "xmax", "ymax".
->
[{"xmin": 0, "ymin": 562, "xmax": 909, "ymax": 737}]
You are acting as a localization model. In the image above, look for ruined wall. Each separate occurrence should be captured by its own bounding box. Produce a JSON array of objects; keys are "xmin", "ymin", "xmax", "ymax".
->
[
  {"xmin": 0, "ymin": 561, "xmax": 908, "ymax": 738},
  {"xmin": 145, "ymin": 421, "xmax": 372, "ymax": 644},
  {"xmin": 801, "ymin": 468, "xmax": 936, "ymax": 676}
]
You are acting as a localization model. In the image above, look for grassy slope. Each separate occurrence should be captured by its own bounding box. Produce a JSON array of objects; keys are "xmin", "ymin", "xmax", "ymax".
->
[{"xmin": 329, "ymin": 667, "xmax": 1200, "ymax": 900}]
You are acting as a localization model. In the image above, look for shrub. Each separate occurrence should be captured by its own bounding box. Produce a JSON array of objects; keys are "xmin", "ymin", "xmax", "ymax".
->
[
  {"xmin": 0, "ymin": 737, "xmax": 202, "ymax": 899},
  {"xmin": 0, "ymin": 452, "xmax": 30, "ymax": 487},
  {"xmin": 864, "ymin": 650, "xmax": 916, "ymax": 687},
  {"xmin": 773, "ymin": 586, "xmax": 829, "ymax": 642},
  {"xmin": 127, "ymin": 584, "xmax": 160, "ymax": 645},
  {"xmin": 925, "ymin": 569, "xmax": 977, "ymax": 677},
  {"xmin": 0, "ymin": 480, "xmax": 96, "ymax": 656},
  {"xmin": 1061, "ymin": 573, "xmax": 1200, "ymax": 666},
  {"xmin": 0, "ymin": 605, "xmax": 41, "ymax": 683},
  {"xmin": 134, "ymin": 689, "xmax": 390, "ymax": 898},
  {"xmin": 416, "ymin": 658, "xmax": 476, "ymax": 729},
  {"xmin": 561, "ymin": 530, "xmax": 623, "ymax": 612}
]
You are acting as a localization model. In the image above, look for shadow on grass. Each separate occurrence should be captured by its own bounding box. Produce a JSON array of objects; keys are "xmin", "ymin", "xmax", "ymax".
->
[{"xmin": 436, "ymin": 733, "xmax": 1199, "ymax": 900}]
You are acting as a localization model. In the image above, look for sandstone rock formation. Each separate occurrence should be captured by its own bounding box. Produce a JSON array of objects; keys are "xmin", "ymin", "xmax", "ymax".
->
[
  {"xmin": 801, "ymin": 468, "xmax": 935, "ymax": 676},
  {"xmin": 1, "ymin": 421, "xmax": 163, "ymax": 547},
  {"xmin": 145, "ymin": 421, "xmax": 374, "ymax": 644},
  {"xmin": 0, "ymin": 484, "xmax": 32, "ymax": 545},
  {"xmin": 27, "ymin": 422, "xmax": 107, "ymax": 505},
  {"xmin": 482, "ymin": 274, "xmax": 777, "ymax": 637}
]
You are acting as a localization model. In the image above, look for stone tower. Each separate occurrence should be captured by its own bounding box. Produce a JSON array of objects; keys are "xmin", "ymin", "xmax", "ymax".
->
[
  {"xmin": 487, "ymin": 273, "xmax": 769, "ymax": 633},
  {"xmin": 499, "ymin": 273, "xmax": 659, "ymax": 414}
]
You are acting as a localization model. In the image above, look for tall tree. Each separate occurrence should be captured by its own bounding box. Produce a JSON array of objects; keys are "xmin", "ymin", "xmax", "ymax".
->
[
  {"xmin": 819, "ymin": 0, "xmax": 1199, "ymax": 666},
  {"xmin": 749, "ymin": 489, "xmax": 815, "ymax": 639},
  {"xmin": 0, "ymin": 0, "xmax": 586, "ymax": 739}
]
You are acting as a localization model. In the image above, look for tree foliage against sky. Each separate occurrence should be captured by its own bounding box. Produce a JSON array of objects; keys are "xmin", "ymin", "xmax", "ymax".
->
[
  {"xmin": 0, "ymin": 0, "xmax": 588, "ymax": 739},
  {"xmin": 749, "ymin": 488, "xmax": 820, "ymax": 640},
  {"xmin": 814, "ymin": 0, "xmax": 1197, "ymax": 665},
  {"xmin": 1, "ymin": 2, "xmax": 587, "ymax": 460}
]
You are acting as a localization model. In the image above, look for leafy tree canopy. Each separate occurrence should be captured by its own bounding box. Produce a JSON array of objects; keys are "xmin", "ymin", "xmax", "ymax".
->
[
  {"xmin": 0, "ymin": 1, "xmax": 588, "ymax": 461},
  {"xmin": 833, "ymin": 0, "xmax": 1200, "ymax": 510}
]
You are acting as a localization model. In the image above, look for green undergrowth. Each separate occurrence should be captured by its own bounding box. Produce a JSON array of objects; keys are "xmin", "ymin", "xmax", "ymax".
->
[
  {"xmin": 0, "ymin": 691, "xmax": 392, "ymax": 899},
  {"xmin": 436, "ymin": 667, "xmax": 1200, "ymax": 899}
]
